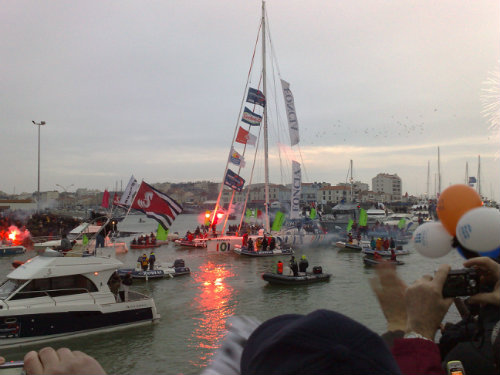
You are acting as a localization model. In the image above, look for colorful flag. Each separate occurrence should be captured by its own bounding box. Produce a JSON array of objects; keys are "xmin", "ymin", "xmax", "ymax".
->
[
  {"xmin": 241, "ymin": 107, "xmax": 262, "ymax": 126},
  {"xmin": 131, "ymin": 181, "xmax": 183, "ymax": 229},
  {"xmin": 310, "ymin": 207, "xmax": 317, "ymax": 220},
  {"xmin": 101, "ymin": 190, "xmax": 110, "ymax": 208},
  {"xmin": 156, "ymin": 223, "xmax": 168, "ymax": 240},
  {"xmin": 271, "ymin": 211, "xmax": 286, "ymax": 231},
  {"xmin": 398, "ymin": 218, "xmax": 406, "ymax": 229},
  {"xmin": 224, "ymin": 169, "xmax": 245, "ymax": 192},
  {"xmin": 359, "ymin": 208, "xmax": 368, "ymax": 227},
  {"xmin": 82, "ymin": 234, "xmax": 89, "ymax": 245},
  {"xmin": 120, "ymin": 175, "xmax": 139, "ymax": 206},
  {"xmin": 246, "ymin": 208, "xmax": 256, "ymax": 218},
  {"xmin": 346, "ymin": 219, "xmax": 354, "ymax": 232},
  {"xmin": 246, "ymin": 87, "xmax": 266, "ymax": 107},
  {"xmin": 229, "ymin": 147, "xmax": 246, "ymax": 167},
  {"xmin": 236, "ymin": 126, "xmax": 257, "ymax": 146}
]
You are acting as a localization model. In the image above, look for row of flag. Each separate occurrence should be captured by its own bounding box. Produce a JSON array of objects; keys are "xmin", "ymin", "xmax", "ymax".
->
[
  {"xmin": 224, "ymin": 87, "xmax": 266, "ymax": 193},
  {"xmin": 101, "ymin": 175, "xmax": 183, "ymax": 231}
]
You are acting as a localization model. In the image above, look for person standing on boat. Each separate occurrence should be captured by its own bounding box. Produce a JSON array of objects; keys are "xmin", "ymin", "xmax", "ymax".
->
[
  {"xmin": 59, "ymin": 233, "xmax": 72, "ymax": 254},
  {"xmin": 140, "ymin": 253, "xmax": 149, "ymax": 271},
  {"xmin": 149, "ymin": 251, "xmax": 156, "ymax": 270},
  {"xmin": 262, "ymin": 236, "xmax": 268, "ymax": 251},
  {"xmin": 269, "ymin": 236, "xmax": 276, "ymax": 250},
  {"xmin": 247, "ymin": 238, "xmax": 254, "ymax": 251},
  {"xmin": 276, "ymin": 260, "xmax": 283, "ymax": 275},
  {"xmin": 299, "ymin": 255, "xmax": 309, "ymax": 274},
  {"xmin": 370, "ymin": 236, "xmax": 376, "ymax": 250},
  {"xmin": 390, "ymin": 249, "xmax": 397, "ymax": 262},
  {"xmin": 108, "ymin": 272, "xmax": 121, "ymax": 301},
  {"xmin": 289, "ymin": 256, "xmax": 299, "ymax": 276},
  {"xmin": 383, "ymin": 237, "xmax": 390, "ymax": 250},
  {"xmin": 389, "ymin": 237, "xmax": 396, "ymax": 250},
  {"xmin": 119, "ymin": 273, "xmax": 133, "ymax": 302}
]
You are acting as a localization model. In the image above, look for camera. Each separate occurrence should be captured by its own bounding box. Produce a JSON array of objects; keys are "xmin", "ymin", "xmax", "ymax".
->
[{"xmin": 442, "ymin": 268, "xmax": 480, "ymax": 298}]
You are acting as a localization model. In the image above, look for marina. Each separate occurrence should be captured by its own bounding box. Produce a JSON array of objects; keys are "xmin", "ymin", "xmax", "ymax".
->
[{"xmin": 0, "ymin": 214, "xmax": 464, "ymax": 374}]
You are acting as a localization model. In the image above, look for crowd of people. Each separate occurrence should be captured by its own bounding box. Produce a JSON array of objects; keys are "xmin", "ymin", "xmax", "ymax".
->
[
  {"xmin": 131, "ymin": 232, "xmax": 156, "ymax": 246},
  {"xmin": 137, "ymin": 251, "xmax": 156, "ymax": 271}
]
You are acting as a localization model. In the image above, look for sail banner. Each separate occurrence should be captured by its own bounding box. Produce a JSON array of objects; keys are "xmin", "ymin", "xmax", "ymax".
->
[
  {"xmin": 131, "ymin": 181, "xmax": 183, "ymax": 229},
  {"xmin": 224, "ymin": 169, "xmax": 245, "ymax": 192},
  {"xmin": 246, "ymin": 87, "xmax": 266, "ymax": 107},
  {"xmin": 290, "ymin": 161, "xmax": 301, "ymax": 219},
  {"xmin": 229, "ymin": 147, "xmax": 246, "ymax": 167},
  {"xmin": 241, "ymin": 107, "xmax": 262, "ymax": 126},
  {"xmin": 281, "ymin": 79, "xmax": 300, "ymax": 146},
  {"xmin": 359, "ymin": 208, "xmax": 368, "ymax": 227},
  {"xmin": 346, "ymin": 219, "xmax": 354, "ymax": 232},
  {"xmin": 271, "ymin": 211, "xmax": 286, "ymax": 231},
  {"xmin": 119, "ymin": 175, "xmax": 139, "ymax": 206},
  {"xmin": 236, "ymin": 127, "xmax": 257, "ymax": 146},
  {"xmin": 156, "ymin": 223, "xmax": 168, "ymax": 241},
  {"xmin": 101, "ymin": 190, "xmax": 110, "ymax": 208},
  {"xmin": 398, "ymin": 218, "xmax": 406, "ymax": 230},
  {"xmin": 310, "ymin": 207, "xmax": 317, "ymax": 220}
]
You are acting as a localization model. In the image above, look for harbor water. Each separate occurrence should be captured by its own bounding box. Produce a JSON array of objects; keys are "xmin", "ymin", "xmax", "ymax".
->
[{"xmin": 0, "ymin": 214, "xmax": 464, "ymax": 374}]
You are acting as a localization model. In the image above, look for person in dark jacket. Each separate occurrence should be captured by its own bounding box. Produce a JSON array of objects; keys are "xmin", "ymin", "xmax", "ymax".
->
[
  {"xmin": 149, "ymin": 251, "xmax": 156, "ymax": 270},
  {"xmin": 298, "ymin": 255, "xmax": 309, "ymax": 273},
  {"xmin": 289, "ymin": 256, "xmax": 298, "ymax": 276}
]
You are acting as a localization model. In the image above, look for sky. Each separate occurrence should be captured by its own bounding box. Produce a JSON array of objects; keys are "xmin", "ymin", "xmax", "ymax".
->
[{"xmin": 1, "ymin": 0, "xmax": 499, "ymax": 200}]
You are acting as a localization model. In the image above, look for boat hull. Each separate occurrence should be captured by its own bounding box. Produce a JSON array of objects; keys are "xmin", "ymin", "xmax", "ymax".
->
[
  {"xmin": 234, "ymin": 248, "xmax": 294, "ymax": 257},
  {"xmin": 262, "ymin": 272, "xmax": 331, "ymax": 285},
  {"xmin": 130, "ymin": 244, "xmax": 161, "ymax": 250},
  {"xmin": 117, "ymin": 267, "xmax": 190, "ymax": 279},
  {"xmin": 363, "ymin": 256, "xmax": 405, "ymax": 266},
  {"xmin": 0, "ymin": 302, "xmax": 158, "ymax": 349},
  {"xmin": 0, "ymin": 246, "xmax": 26, "ymax": 256}
]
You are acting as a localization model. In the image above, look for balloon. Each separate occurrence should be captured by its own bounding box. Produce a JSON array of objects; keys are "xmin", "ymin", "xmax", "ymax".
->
[
  {"xmin": 412, "ymin": 222, "xmax": 453, "ymax": 258},
  {"xmin": 456, "ymin": 207, "xmax": 500, "ymax": 257},
  {"xmin": 437, "ymin": 184, "xmax": 482, "ymax": 236}
]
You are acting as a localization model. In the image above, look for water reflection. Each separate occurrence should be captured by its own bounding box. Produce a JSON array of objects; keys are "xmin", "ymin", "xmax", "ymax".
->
[{"xmin": 190, "ymin": 261, "xmax": 236, "ymax": 367}]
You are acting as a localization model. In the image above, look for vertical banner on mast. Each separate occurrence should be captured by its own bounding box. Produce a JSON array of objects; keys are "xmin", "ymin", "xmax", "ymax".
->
[
  {"xmin": 290, "ymin": 161, "xmax": 301, "ymax": 219},
  {"xmin": 281, "ymin": 79, "xmax": 300, "ymax": 146}
]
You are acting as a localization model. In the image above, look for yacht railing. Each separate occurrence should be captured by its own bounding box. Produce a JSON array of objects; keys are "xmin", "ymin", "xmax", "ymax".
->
[{"xmin": 3, "ymin": 288, "xmax": 97, "ymax": 309}]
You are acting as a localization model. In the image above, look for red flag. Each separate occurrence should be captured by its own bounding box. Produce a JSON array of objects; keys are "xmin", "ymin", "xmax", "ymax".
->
[
  {"xmin": 131, "ymin": 181, "xmax": 183, "ymax": 229},
  {"xmin": 236, "ymin": 126, "xmax": 249, "ymax": 144},
  {"xmin": 112, "ymin": 193, "xmax": 121, "ymax": 206},
  {"xmin": 257, "ymin": 209, "xmax": 263, "ymax": 218},
  {"xmin": 101, "ymin": 190, "xmax": 110, "ymax": 208}
]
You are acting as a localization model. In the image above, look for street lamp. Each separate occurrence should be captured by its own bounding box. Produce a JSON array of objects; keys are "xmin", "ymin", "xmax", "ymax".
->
[{"xmin": 32, "ymin": 120, "xmax": 46, "ymax": 213}]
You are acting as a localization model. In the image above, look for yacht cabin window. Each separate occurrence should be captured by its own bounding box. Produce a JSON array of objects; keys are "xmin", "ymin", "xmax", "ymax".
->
[
  {"xmin": 0, "ymin": 279, "xmax": 24, "ymax": 300},
  {"xmin": 9, "ymin": 275, "xmax": 98, "ymax": 300}
]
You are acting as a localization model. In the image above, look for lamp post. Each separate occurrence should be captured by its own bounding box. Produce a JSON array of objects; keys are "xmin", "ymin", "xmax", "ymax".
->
[{"xmin": 32, "ymin": 120, "xmax": 46, "ymax": 213}]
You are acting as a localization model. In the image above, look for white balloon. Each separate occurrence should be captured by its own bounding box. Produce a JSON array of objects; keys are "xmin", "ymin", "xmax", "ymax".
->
[
  {"xmin": 412, "ymin": 222, "xmax": 453, "ymax": 258},
  {"xmin": 456, "ymin": 207, "xmax": 500, "ymax": 253}
]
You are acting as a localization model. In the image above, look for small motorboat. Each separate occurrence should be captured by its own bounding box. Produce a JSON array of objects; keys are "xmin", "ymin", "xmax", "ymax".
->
[
  {"xmin": 262, "ymin": 268, "xmax": 331, "ymax": 285},
  {"xmin": 0, "ymin": 246, "xmax": 26, "ymax": 256},
  {"xmin": 233, "ymin": 234, "xmax": 293, "ymax": 257},
  {"xmin": 174, "ymin": 239, "xmax": 206, "ymax": 248},
  {"xmin": 362, "ymin": 248, "xmax": 410, "ymax": 256},
  {"xmin": 117, "ymin": 259, "xmax": 190, "ymax": 279},
  {"xmin": 363, "ymin": 256, "xmax": 405, "ymax": 267},
  {"xmin": 130, "ymin": 243, "xmax": 161, "ymax": 250},
  {"xmin": 335, "ymin": 241, "xmax": 362, "ymax": 251}
]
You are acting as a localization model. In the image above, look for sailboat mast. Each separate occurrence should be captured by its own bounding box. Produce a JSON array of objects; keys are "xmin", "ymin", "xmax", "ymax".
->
[
  {"xmin": 477, "ymin": 155, "xmax": 481, "ymax": 197},
  {"xmin": 465, "ymin": 161, "xmax": 469, "ymax": 185},
  {"xmin": 426, "ymin": 161, "xmax": 430, "ymax": 200},
  {"xmin": 437, "ymin": 146, "xmax": 441, "ymax": 196},
  {"xmin": 262, "ymin": 0, "xmax": 270, "ymax": 232},
  {"xmin": 350, "ymin": 159, "xmax": 353, "ymax": 202}
]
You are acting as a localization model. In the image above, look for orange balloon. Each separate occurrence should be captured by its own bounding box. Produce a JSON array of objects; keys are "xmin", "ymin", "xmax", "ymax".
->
[{"xmin": 437, "ymin": 184, "xmax": 482, "ymax": 236}]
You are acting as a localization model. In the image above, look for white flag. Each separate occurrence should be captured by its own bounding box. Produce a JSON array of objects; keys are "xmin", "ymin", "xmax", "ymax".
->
[
  {"xmin": 290, "ymin": 161, "xmax": 301, "ymax": 219},
  {"xmin": 246, "ymin": 132, "xmax": 257, "ymax": 146},
  {"xmin": 119, "ymin": 175, "xmax": 139, "ymax": 206},
  {"xmin": 281, "ymin": 79, "xmax": 300, "ymax": 146}
]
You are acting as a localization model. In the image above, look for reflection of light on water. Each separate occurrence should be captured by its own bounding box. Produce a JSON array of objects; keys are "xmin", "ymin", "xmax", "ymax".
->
[
  {"xmin": 190, "ymin": 261, "xmax": 236, "ymax": 367},
  {"xmin": 481, "ymin": 67, "xmax": 500, "ymax": 158}
]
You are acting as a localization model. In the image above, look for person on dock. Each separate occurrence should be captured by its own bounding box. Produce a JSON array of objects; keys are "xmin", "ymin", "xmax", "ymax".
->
[
  {"xmin": 149, "ymin": 251, "xmax": 156, "ymax": 270},
  {"xmin": 289, "ymin": 256, "xmax": 299, "ymax": 277},
  {"xmin": 299, "ymin": 255, "xmax": 309, "ymax": 273}
]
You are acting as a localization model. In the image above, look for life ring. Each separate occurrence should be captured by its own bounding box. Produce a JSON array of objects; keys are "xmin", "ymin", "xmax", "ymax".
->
[{"xmin": 220, "ymin": 242, "xmax": 228, "ymax": 252}]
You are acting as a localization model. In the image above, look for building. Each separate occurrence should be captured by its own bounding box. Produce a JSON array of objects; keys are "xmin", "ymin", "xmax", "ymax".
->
[
  {"xmin": 318, "ymin": 185, "xmax": 351, "ymax": 205},
  {"xmin": 372, "ymin": 173, "xmax": 402, "ymax": 201}
]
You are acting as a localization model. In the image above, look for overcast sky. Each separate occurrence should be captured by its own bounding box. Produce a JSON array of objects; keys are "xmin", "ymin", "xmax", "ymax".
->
[{"xmin": 2, "ymin": 1, "xmax": 499, "ymax": 200}]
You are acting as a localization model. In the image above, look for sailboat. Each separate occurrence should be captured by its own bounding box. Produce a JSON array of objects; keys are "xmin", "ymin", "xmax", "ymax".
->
[{"xmin": 202, "ymin": 1, "xmax": 302, "ymax": 254}]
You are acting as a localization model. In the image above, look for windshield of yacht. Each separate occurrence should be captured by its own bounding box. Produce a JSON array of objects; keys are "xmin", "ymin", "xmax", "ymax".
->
[{"xmin": 0, "ymin": 279, "xmax": 25, "ymax": 300}]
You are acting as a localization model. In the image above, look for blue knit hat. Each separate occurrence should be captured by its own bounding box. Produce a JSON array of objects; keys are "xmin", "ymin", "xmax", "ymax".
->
[{"xmin": 240, "ymin": 309, "xmax": 401, "ymax": 375}]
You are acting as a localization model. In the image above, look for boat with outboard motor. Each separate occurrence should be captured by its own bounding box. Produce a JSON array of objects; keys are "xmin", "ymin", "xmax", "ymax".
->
[
  {"xmin": 262, "ymin": 269, "xmax": 331, "ymax": 285},
  {"xmin": 362, "ymin": 248, "xmax": 410, "ymax": 256},
  {"xmin": 233, "ymin": 235, "xmax": 294, "ymax": 257},
  {"xmin": 0, "ymin": 249, "xmax": 160, "ymax": 349},
  {"xmin": 117, "ymin": 259, "xmax": 190, "ymax": 279},
  {"xmin": 362, "ymin": 256, "xmax": 405, "ymax": 266}
]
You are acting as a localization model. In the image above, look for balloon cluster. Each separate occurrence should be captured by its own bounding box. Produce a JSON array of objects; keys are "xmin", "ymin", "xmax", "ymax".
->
[{"xmin": 412, "ymin": 184, "xmax": 500, "ymax": 259}]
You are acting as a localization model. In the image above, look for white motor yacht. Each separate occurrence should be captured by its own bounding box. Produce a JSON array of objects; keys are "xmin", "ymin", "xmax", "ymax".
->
[{"xmin": 0, "ymin": 250, "xmax": 160, "ymax": 349}]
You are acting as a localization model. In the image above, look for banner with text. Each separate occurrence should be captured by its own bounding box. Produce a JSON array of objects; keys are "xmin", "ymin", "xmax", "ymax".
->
[
  {"xmin": 224, "ymin": 169, "xmax": 245, "ymax": 192},
  {"xmin": 290, "ymin": 161, "xmax": 301, "ymax": 219},
  {"xmin": 281, "ymin": 79, "xmax": 300, "ymax": 146}
]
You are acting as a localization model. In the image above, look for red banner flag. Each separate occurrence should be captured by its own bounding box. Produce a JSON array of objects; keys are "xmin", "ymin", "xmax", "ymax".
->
[
  {"xmin": 131, "ymin": 181, "xmax": 183, "ymax": 229},
  {"xmin": 101, "ymin": 190, "xmax": 110, "ymax": 208}
]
